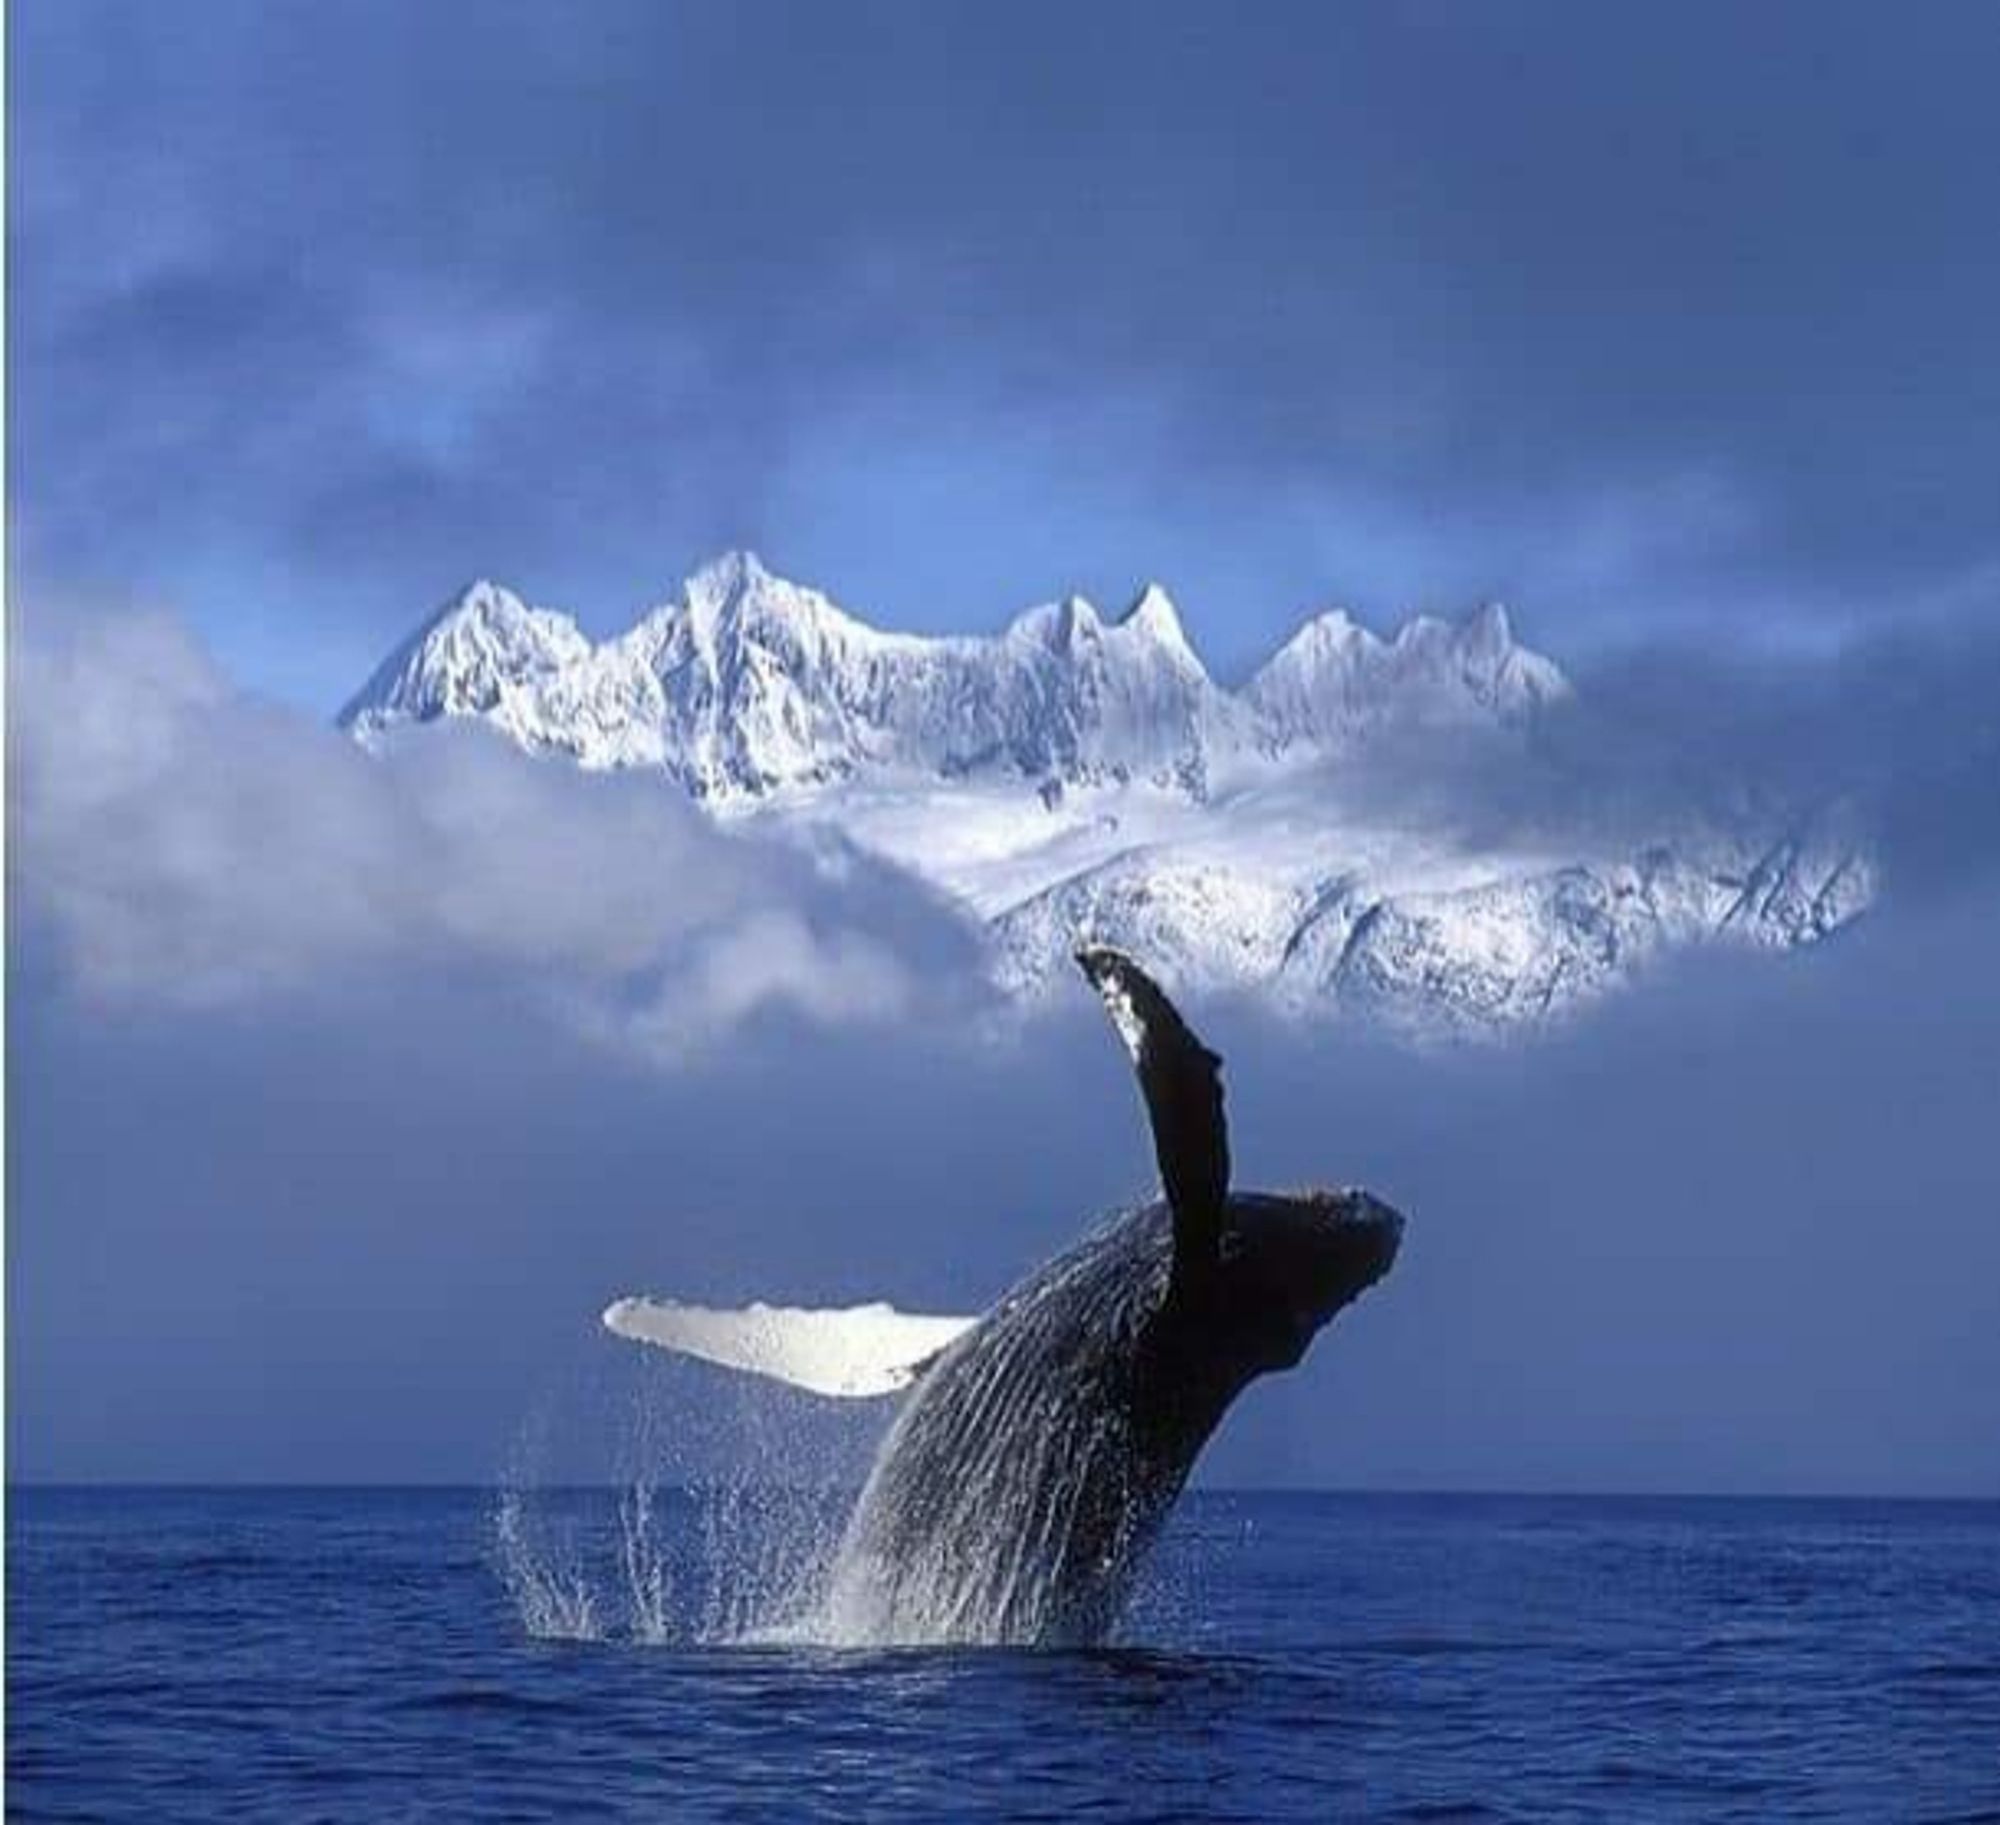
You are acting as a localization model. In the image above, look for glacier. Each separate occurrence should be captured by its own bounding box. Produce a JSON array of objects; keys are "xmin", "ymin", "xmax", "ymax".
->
[{"xmin": 340, "ymin": 551, "xmax": 1872, "ymax": 1036}]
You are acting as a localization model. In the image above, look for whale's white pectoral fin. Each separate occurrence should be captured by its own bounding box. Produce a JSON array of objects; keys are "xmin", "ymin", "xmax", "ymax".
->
[{"xmin": 600, "ymin": 1297, "xmax": 977, "ymax": 1398}]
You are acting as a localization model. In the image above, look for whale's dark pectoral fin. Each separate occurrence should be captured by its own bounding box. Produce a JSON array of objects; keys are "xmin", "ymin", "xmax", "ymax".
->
[{"xmin": 1075, "ymin": 947, "xmax": 1231, "ymax": 1276}]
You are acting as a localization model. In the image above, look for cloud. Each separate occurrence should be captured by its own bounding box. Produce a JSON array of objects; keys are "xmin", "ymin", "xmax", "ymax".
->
[
  {"xmin": 12, "ymin": 0, "xmax": 2000, "ymax": 702},
  {"xmin": 15, "ymin": 581, "xmax": 1997, "ymax": 1075},
  {"xmin": 1295, "ymin": 599, "xmax": 2000, "ymax": 913},
  {"xmin": 9, "ymin": 603, "xmax": 990, "ymax": 1059},
  {"xmin": 11, "ymin": 4, "xmax": 1999, "ymax": 1499},
  {"xmin": 10, "ymin": 859, "xmax": 1999, "ymax": 1490},
  {"xmin": 1205, "ymin": 890, "xmax": 2000, "ymax": 1493},
  {"xmin": 8, "ymin": 598, "xmax": 1997, "ymax": 1489}
]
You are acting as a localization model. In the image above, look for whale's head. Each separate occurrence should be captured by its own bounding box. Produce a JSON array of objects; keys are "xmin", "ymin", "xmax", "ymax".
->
[
  {"xmin": 1211, "ymin": 1187, "xmax": 1404, "ymax": 1373},
  {"xmin": 1071, "ymin": 944, "xmax": 1406, "ymax": 1394}
]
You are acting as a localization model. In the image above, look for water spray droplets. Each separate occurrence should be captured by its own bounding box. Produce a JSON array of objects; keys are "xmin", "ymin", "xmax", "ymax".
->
[{"xmin": 493, "ymin": 1350, "xmax": 875, "ymax": 1646}]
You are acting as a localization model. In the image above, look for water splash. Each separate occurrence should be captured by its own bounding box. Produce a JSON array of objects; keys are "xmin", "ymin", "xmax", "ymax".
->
[
  {"xmin": 493, "ymin": 1352, "xmax": 874, "ymax": 1645},
  {"xmin": 616, "ymin": 1479, "xmax": 671, "ymax": 1645},
  {"xmin": 496, "ymin": 1205, "xmax": 1211, "ymax": 1650},
  {"xmin": 493, "ymin": 1488, "xmax": 600, "ymax": 1642}
]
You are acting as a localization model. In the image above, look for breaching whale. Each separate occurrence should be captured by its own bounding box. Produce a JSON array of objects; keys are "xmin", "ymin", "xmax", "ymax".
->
[{"xmin": 603, "ymin": 947, "xmax": 1404, "ymax": 1645}]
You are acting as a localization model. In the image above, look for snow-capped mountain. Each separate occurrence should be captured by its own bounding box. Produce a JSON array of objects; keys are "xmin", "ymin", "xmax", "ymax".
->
[
  {"xmin": 1244, "ymin": 601, "xmax": 1569, "ymax": 749},
  {"xmin": 342, "ymin": 552, "xmax": 1561, "ymax": 799},
  {"xmin": 348, "ymin": 553, "xmax": 1221, "ymax": 794},
  {"xmin": 341, "ymin": 552, "xmax": 1873, "ymax": 1035}
]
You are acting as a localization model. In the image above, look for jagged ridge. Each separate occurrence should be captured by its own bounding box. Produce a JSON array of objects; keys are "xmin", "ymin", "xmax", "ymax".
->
[
  {"xmin": 342, "ymin": 551, "xmax": 1566, "ymax": 801},
  {"xmin": 341, "ymin": 552, "xmax": 1872, "ymax": 1036}
]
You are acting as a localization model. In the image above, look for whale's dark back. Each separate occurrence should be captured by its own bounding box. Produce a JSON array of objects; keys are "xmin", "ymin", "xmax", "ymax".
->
[{"xmin": 821, "ymin": 1201, "xmax": 1211, "ymax": 1646}]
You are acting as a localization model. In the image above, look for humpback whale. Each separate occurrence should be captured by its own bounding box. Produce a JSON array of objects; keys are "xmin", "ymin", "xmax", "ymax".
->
[{"xmin": 603, "ymin": 948, "xmax": 1405, "ymax": 1645}]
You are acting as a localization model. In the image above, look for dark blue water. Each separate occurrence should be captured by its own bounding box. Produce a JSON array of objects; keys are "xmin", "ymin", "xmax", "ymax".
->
[{"xmin": 9, "ymin": 1487, "xmax": 1999, "ymax": 1822}]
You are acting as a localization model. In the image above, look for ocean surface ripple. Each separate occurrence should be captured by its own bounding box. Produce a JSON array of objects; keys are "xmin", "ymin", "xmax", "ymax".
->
[{"xmin": 9, "ymin": 1488, "xmax": 1999, "ymax": 1822}]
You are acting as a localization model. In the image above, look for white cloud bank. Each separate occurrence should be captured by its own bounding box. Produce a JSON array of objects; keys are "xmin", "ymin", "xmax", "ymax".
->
[{"xmin": 9, "ymin": 606, "xmax": 991, "ymax": 1059}]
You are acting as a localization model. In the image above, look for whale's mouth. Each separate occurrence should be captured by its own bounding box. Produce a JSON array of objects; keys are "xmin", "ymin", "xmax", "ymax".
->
[
  {"xmin": 1286, "ymin": 1185, "xmax": 1404, "ymax": 1285},
  {"xmin": 1240, "ymin": 1186, "xmax": 1406, "ymax": 1368},
  {"xmin": 1294, "ymin": 1186, "xmax": 1406, "ymax": 1332},
  {"xmin": 1341, "ymin": 1190, "xmax": 1405, "ymax": 1288}
]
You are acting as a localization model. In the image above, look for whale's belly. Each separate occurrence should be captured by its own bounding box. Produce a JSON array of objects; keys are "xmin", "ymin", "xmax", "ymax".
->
[{"xmin": 818, "ymin": 1204, "xmax": 1199, "ymax": 1646}]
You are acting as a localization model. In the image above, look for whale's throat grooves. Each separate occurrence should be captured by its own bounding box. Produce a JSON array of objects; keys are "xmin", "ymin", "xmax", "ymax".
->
[{"xmin": 818, "ymin": 1203, "xmax": 1223, "ymax": 1647}]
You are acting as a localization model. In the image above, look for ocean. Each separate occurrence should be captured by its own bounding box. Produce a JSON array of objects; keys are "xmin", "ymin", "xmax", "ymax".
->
[{"xmin": 8, "ymin": 1487, "xmax": 1998, "ymax": 1822}]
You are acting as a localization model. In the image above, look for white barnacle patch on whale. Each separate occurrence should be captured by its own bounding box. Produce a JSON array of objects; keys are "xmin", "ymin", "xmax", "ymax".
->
[
  {"xmin": 601, "ymin": 1297, "xmax": 974, "ymax": 1398},
  {"xmin": 1095, "ymin": 971, "xmax": 1148, "ymax": 1063}
]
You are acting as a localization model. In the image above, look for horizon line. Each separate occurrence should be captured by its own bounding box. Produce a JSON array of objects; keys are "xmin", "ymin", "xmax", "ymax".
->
[{"xmin": 9, "ymin": 1479, "xmax": 1998, "ymax": 1504}]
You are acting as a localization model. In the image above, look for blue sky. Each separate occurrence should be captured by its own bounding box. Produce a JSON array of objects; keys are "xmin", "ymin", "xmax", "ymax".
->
[
  {"xmin": 12, "ymin": 0, "xmax": 2000, "ymax": 704},
  {"xmin": 9, "ymin": 3, "xmax": 2000, "ymax": 1487}
]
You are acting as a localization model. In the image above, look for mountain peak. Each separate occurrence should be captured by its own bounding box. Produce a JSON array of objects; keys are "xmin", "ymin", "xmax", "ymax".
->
[
  {"xmin": 1393, "ymin": 600, "xmax": 1515, "ymax": 656},
  {"xmin": 453, "ymin": 574, "xmax": 513, "ymax": 608},
  {"xmin": 665, "ymin": 550, "xmax": 878, "ymax": 662},
  {"xmin": 1050, "ymin": 595, "xmax": 1102, "ymax": 651},
  {"xmin": 418, "ymin": 577, "xmax": 531, "ymax": 634},
  {"xmin": 685, "ymin": 548, "xmax": 775, "ymax": 606},
  {"xmin": 1119, "ymin": 583, "xmax": 1202, "ymax": 668},
  {"xmin": 344, "ymin": 563, "xmax": 1570, "ymax": 781},
  {"xmin": 333, "ymin": 565, "xmax": 1866, "ymax": 1035},
  {"xmin": 1459, "ymin": 600, "xmax": 1515, "ymax": 659},
  {"xmin": 1392, "ymin": 604, "xmax": 1528, "ymax": 668},
  {"xmin": 1445, "ymin": 600, "xmax": 1571, "ymax": 713},
  {"xmin": 339, "ymin": 578, "xmax": 588, "ymax": 734},
  {"xmin": 1241, "ymin": 596, "xmax": 1569, "ymax": 739},
  {"xmin": 1286, "ymin": 606, "xmax": 1369, "ymax": 652}
]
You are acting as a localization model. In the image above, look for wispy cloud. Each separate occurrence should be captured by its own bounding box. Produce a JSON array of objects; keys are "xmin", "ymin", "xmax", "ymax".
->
[
  {"xmin": 13, "ymin": 0, "xmax": 2000, "ymax": 702},
  {"xmin": 10, "ymin": 605, "xmax": 990, "ymax": 1059}
]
